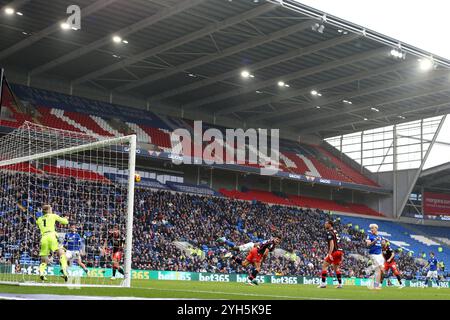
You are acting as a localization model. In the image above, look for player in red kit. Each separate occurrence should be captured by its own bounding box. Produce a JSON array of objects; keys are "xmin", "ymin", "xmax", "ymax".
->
[
  {"xmin": 233, "ymin": 236, "xmax": 281, "ymax": 286},
  {"xmin": 381, "ymin": 239, "xmax": 404, "ymax": 288},
  {"xmin": 105, "ymin": 225, "xmax": 125, "ymax": 280},
  {"xmin": 318, "ymin": 220, "xmax": 344, "ymax": 289}
]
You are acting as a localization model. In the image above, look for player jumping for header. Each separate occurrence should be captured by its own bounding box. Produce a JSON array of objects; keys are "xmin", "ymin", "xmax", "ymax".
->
[
  {"xmin": 36, "ymin": 204, "xmax": 69, "ymax": 282},
  {"xmin": 217, "ymin": 236, "xmax": 261, "ymax": 257},
  {"xmin": 231, "ymin": 236, "xmax": 281, "ymax": 286}
]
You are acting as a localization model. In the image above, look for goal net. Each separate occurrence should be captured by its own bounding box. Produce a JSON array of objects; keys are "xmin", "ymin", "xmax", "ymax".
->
[{"xmin": 0, "ymin": 121, "xmax": 136, "ymax": 287}]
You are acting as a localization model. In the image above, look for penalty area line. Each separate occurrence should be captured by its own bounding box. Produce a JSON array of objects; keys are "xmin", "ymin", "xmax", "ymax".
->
[{"xmin": 134, "ymin": 286, "xmax": 343, "ymax": 300}]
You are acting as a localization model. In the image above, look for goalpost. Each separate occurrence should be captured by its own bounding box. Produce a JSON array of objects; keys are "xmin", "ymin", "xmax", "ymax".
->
[{"xmin": 0, "ymin": 121, "xmax": 136, "ymax": 287}]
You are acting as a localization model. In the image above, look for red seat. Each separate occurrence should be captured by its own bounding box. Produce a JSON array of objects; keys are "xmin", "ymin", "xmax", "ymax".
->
[
  {"xmin": 220, "ymin": 188, "xmax": 384, "ymax": 217},
  {"xmin": 0, "ymin": 163, "xmax": 41, "ymax": 173},
  {"xmin": 64, "ymin": 111, "xmax": 114, "ymax": 137},
  {"xmin": 43, "ymin": 165, "xmax": 109, "ymax": 182},
  {"xmin": 37, "ymin": 107, "xmax": 82, "ymax": 132}
]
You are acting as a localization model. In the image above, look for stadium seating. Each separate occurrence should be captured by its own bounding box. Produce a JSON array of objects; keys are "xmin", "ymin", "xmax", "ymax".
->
[
  {"xmin": 1, "ymin": 162, "xmax": 448, "ymax": 279},
  {"xmin": 0, "ymin": 163, "xmax": 41, "ymax": 173},
  {"xmin": 166, "ymin": 181, "xmax": 218, "ymax": 196},
  {"xmin": 402, "ymin": 224, "xmax": 450, "ymax": 249},
  {"xmin": 219, "ymin": 188, "xmax": 384, "ymax": 217},
  {"xmin": 337, "ymin": 215, "xmax": 450, "ymax": 270},
  {"xmin": 64, "ymin": 111, "xmax": 115, "ymax": 137},
  {"xmin": 42, "ymin": 165, "xmax": 109, "ymax": 182},
  {"xmin": 288, "ymin": 195, "xmax": 350, "ymax": 212},
  {"xmin": 1, "ymin": 84, "xmax": 381, "ymax": 189},
  {"xmin": 317, "ymin": 146, "xmax": 378, "ymax": 187},
  {"xmin": 37, "ymin": 107, "xmax": 82, "ymax": 133}
]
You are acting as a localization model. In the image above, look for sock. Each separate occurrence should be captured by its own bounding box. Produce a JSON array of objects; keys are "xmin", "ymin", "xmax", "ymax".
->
[
  {"xmin": 396, "ymin": 275, "xmax": 402, "ymax": 285},
  {"xmin": 59, "ymin": 254, "xmax": 68, "ymax": 275},
  {"xmin": 425, "ymin": 278, "xmax": 429, "ymax": 285},
  {"xmin": 321, "ymin": 271, "xmax": 327, "ymax": 284},
  {"xmin": 118, "ymin": 267, "xmax": 124, "ymax": 275},
  {"xmin": 336, "ymin": 271, "xmax": 342, "ymax": 285},
  {"xmin": 39, "ymin": 262, "xmax": 47, "ymax": 276},
  {"xmin": 374, "ymin": 270, "xmax": 380, "ymax": 287},
  {"xmin": 435, "ymin": 278, "xmax": 440, "ymax": 286},
  {"xmin": 248, "ymin": 268, "xmax": 258, "ymax": 280},
  {"xmin": 112, "ymin": 268, "xmax": 117, "ymax": 277}
]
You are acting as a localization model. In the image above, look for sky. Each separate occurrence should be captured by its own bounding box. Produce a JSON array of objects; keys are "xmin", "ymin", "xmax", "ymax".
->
[
  {"xmin": 296, "ymin": 0, "xmax": 450, "ymax": 60},
  {"xmin": 295, "ymin": 0, "xmax": 450, "ymax": 169}
]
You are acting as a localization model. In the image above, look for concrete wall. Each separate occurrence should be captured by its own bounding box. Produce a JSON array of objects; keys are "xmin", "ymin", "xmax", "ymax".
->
[{"xmin": 372, "ymin": 169, "xmax": 419, "ymax": 219}]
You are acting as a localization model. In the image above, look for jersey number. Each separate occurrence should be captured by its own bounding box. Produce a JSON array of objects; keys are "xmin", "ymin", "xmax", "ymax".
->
[{"xmin": 42, "ymin": 219, "xmax": 46, "ymax": 227}]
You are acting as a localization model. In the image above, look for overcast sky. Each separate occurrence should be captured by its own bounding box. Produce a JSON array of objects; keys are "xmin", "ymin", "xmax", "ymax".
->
[
  {"xmin": 295, "ymin": 0, "xmax": 450, "ymax": 169},
  {"xmin": 296, "ymin": 0, "xmax": 450, "ymax": 60}
]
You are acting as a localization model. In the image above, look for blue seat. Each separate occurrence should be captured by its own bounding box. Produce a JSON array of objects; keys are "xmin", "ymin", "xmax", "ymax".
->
[{"xmin": 337, "ymin": 215, "xmax": 450, "ymax": 268}]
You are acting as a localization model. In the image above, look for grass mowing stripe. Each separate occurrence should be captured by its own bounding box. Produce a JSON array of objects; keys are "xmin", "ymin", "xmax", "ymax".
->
[{"xmin": 134, "ymin": 285, "xmax": 343, "ymax": 300}]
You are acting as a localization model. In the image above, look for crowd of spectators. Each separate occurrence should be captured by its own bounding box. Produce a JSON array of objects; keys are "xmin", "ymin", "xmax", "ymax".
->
[
  {"xmin": 132, "ymin": 189, "xmax": 427, "ymax": 279},
  {"xmin": 0, "ymin": 172, "xmax": 444, "ymax": 280}
]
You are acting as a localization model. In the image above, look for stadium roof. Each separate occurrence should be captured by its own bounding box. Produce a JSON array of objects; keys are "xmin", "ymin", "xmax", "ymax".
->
[
  {"xmin": 419, "ymin": 161, "xmax": 450, "ymax": 190},
  {"xmin": 1, "ymin": 0, "xmax": 450, "ymax": 139}
]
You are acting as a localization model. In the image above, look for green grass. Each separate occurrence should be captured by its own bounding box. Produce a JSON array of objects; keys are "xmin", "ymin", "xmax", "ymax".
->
[{"xmin": 0, "ymin": 278, "xmax": 449, "ymax": 300}]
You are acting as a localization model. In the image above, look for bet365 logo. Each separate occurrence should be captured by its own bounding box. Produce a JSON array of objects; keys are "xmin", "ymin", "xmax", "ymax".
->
[{"xmin": 65, "ymin": 5, "xmax": 81, "ymax": 30}]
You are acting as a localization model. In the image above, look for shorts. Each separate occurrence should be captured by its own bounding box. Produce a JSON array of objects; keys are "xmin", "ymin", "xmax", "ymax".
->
[
  {"xmin": 427, "ymin": 270, "xmax": 438, "ymax": 278},
  {"xmin": 39, "ymin": 233, "xmax": 59, "ymax": 257},
  {"xmin": 370, "ymin": 254, "xmax": 385, "ymax": 268},
  {"xmin": 245, "ymin": 247, "xmax": 263, "ymax": 264},
  {"xmin": 384, "ymin": 261, "xmax": 399, "ymax": 274},
  {"xmin": 66, "ymin": 250, "xmax": 81, "ymax": 261},
  {"xmin": 325, "ymin": 250, "xmax": 343, "ymax": 265},
  {"xmin": 238, "ymin": 242, "xmax": 255, "ymax": 253},
  {"xmin": 113, "ymin": 251, "xmax": 123, "ymax": 262}
]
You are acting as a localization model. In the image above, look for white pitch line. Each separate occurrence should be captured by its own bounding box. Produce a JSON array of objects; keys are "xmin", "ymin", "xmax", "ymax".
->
[
  {"xmin": 0, "ymin": 295, "xmax": 27, "ymax": 300},
  {"xmin": 0, "ymin": 293, "xmax": 201, "ymax": 300},
  {"xmin": 134, "ymin": 286, "xmax": 343, "ymax": 300}
]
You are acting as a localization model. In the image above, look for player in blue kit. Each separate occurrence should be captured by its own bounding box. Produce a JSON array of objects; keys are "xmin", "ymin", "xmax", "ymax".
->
[
  {"xmin": 63, "ymin": 224, "xmax": 89, "ymax": 274},
  {"xmin": 423, "ymin": 252, "xmax": 440, "ymax": 288},
  {"xmin": 365, "ymin": 224, "xmax": 384, "ymax": 290}
]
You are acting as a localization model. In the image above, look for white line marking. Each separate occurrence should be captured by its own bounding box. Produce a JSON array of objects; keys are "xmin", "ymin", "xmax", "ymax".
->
[
  {"xmin": 134, "ymin": 286, "xmax": 343, "ymax": 300},
  {"xmin": 0, "ymin": 293, "xmax": 200, "ymax": 300},
  {"xmin": 0, "ymin": 295, "xmax": 27, "ymax": 300}
]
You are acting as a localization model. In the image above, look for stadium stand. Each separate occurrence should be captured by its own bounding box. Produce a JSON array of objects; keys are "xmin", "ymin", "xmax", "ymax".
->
[
  {"xmin": 0, "ymin": 84, "xmax": 381, "ymax": 189},
  {"xmin": 402, "ymin": 224, "xmax": 450, "ymax": 248},
  {"xmin": 219, "ymin": 188, "xmax": 384, "ymax": 217},
  {"xmin": 0, "ymin": 161, "xmax": 448, "ymax": 281},
  {"xmin": 338, "ymin": 215, "xmax": 450, "ymax": 272},
  {"xmin": 166, "ymin": 181, "xmax": 218, "ymax": 196},
  {"xmin": 42, "ymin": 165, "xmax": 109, "ymax": 182},
  {"xmin": 0, "ymin": 172, "xmax": 436, "ymax": 279}
]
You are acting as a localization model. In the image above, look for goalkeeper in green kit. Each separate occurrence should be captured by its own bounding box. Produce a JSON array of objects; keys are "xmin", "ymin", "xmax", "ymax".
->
[{"xmin": 36, "ymin": 204, "xmax": 69, "ymax": 282}]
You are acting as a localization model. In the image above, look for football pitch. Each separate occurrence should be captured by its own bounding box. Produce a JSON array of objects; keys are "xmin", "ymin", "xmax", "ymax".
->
[{"xmin": 0, "ymin": 279, "xmax": 449, "ymax": 300}]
